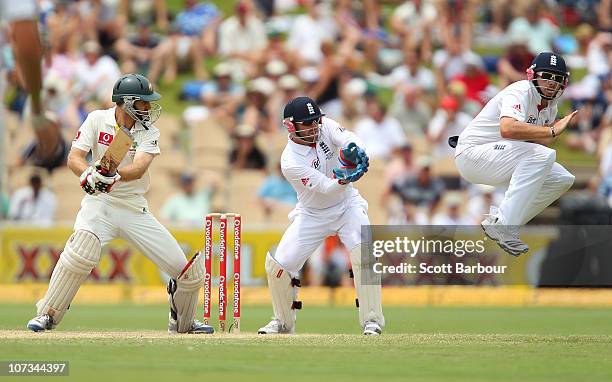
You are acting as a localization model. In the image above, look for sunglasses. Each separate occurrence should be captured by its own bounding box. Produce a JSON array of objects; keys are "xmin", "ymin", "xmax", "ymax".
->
[
  {"xmin": 299, "ymin": 117, "xmax": 321, "ymax": 126},
  {"xmin": 537, "ymin": 72, "xmax": 566, "ymax": 82}
]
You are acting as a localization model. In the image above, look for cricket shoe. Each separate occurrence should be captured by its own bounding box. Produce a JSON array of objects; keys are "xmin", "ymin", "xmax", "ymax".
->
[
  {"xmin": 168, "ymin": 317, "xmax": 214, "ymax": 334},
  {"xmin": 363, "ymin": 320, "xmax": 382, "ymax": 336},
  {"xmin": 257, "ymin": 319, "xmax": 294, "ymax": 334},
  {"xmin": 27, "ymin": 314, "xmax": 54, "ymax": 332},
  {"xmin": 481, "ymin": 215, "xmax": 529, "ymax": 256}
]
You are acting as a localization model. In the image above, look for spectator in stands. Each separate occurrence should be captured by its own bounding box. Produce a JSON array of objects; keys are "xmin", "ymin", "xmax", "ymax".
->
[
  {"xmin": 427, "ymin": 95, "xmax": 472, "ymax": 159},
  {"xmin": 241, "ymin": 77, "xmax": 276, "ymax": 134},
  {"xmin": 388, "ymin": 199, "xmax": 429, "ymax": 225},
  {"xmin": 257, "ymin": 163, "xmax": 297, "ymax": 219},
  {"xmin": 432, "ymin": 192, "xmax": 471, "ymax": 225},
  {"xmin": 218, "ymin": 0, "xmax": 268, "ymax": 80},
  {"xmin": 451, "ymin": 53, "xmax": 491, "ymax": 105},
  {"xmin": 45, "ymin": 0, "xmax": 81, "ymax": 56},
  {"xmin": 19, "ymin": 111, "xmax": 68, "ymax": 172},
  {"xmin": 355, "ymin": 96, "xmax": 407, "ymax": 160},
  {"xmin": 507, "ymin": 2, "xmax": 559, "ymax": 55},
  {"xmin": 229, "ymin": 124, "xmax": 267, "ymax": 170},
  {"xmin": 200, "ymin": 63, "xmax": 244, "ymax": 126},
  {"xmin": 73, "ymin": 40, "xmax": 121, "ymax": 109},
  {"xmin": 389, "ymin": 0, "xmax": 437, "ymax": 61},
  {"xmin": 269, "ymin": 74, "xmax": 302, "ymax": 132},
  {"xmin": 466, "ymin": 184, "xmax": 502, "ymax": 224},
  {"xmin": 160, "ymin": 171, "xmax": 215, "ymax": 227},
  {"xmin": 8, "ymin": 173, "xmax": 56, "ymax": 225},
  {"xmin": 388, "ymin": 84, "xmax": 432, "ymax": 140},
  {"xmin": 164, "ymin": 0, "xmax": 220, "ymax": 81},
  {"xmin": 389, "ymin": 46, "xmax": 435, "ymax": 95},
  {"xmin": 119, "ymin": 0, "xmax": 169, "ymax": 32},
  {"xmin": 0, "ymin": 181, "xmax": 8, "ymax": 219},
  {"xmin": 114, "ymin": 20, "xmax": 169, "ymax": 85},
  {"xmin": 497, "ymin": 34, "xmax": 535, "ymax": 88},
  {"xmin": 389, "ymin": 156, "xmax": 445, "ymax": 211},
  {"xmin": 287, "ymin": 0, "xmax": 337, "ymax": 65},
  {"xmin": 432, "ymin": 30, "xmax": 480, "ymax": 96}
]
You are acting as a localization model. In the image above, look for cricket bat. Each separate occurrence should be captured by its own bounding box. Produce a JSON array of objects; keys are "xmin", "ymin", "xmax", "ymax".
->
[{"xmin": 97, "ymin": 125, "xmax": 134, "ymax": 176}]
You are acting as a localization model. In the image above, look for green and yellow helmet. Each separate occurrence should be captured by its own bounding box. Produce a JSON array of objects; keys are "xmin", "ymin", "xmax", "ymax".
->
[{"xmin": 112, "ymin": 74, "xmax": 161, "ymax": 127}]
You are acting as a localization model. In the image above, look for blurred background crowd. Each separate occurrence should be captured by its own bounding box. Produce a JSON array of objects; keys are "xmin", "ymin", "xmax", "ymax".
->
[{"xmin": 1, "ymin": 0, "xmax": 611, "ymax": 285}]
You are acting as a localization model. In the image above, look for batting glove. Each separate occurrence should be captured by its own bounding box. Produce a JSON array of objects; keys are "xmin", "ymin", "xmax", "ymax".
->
[
  {"xmin": 79, "ymin": 166, "xmax": 99, "ymax": 195},
  {"xmin": 93, "ymin": 165, "xmax": 121, "ymax": 193}
]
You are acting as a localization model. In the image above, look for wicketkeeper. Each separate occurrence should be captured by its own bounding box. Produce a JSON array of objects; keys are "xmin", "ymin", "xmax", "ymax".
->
[
  {"xmin": 258, "ymin": 96, "xmax": 385, "ymax": 335},
  {"xmin": 27, "ymin": 74, "xmax": 212, "ymax": 334}
]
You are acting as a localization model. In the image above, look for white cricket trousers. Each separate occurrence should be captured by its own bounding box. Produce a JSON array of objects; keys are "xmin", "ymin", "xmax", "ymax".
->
[
  {"xmin": 274, "ymin": 194, "xmax": 370, "ymax": 275},
  {"xmin": 455, "ymin": 140, "xmax": 575, "ymax": 225},
  {"xmin": 74, "ymin": 195, "xmax": 187, "ymax": 278}
]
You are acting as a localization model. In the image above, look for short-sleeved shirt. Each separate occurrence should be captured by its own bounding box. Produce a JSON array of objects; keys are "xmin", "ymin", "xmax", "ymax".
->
[
  {"xmin": 456, "ymin": 80, "xmax": 559, "ymax": 155},
  {"xmin": 72, "ymin": 107, "xmax": 161, "ymax": 200},
  {"xmin": 281, "ymin": 117, "xmax": 363, "ymax": 210}
]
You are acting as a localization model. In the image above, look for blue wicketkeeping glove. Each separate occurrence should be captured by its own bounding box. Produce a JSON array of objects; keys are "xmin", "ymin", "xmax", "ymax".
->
[
  {"xmin": 339, "ymin": 142, "xmax": 369, "ymax": 170},
  {"xmin": 333, "ymin": 163, "xmax": 368, "ymax": 185}
]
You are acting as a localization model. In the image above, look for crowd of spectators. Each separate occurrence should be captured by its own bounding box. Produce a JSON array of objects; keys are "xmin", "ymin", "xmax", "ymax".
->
[{"xmin": 1, "ymin": 0, "xmax": 611, "ymax": 236}]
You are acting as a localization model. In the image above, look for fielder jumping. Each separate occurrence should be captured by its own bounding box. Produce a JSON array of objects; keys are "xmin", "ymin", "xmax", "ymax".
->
[
  {"xmin": 27, "ymin": 74, "xmax": 213, "ymax": 334},
  {"xmin": 258, "ymin": 96, "xmax": 384, "ymax": 335},
  {"xmin": 454, "ymin": 52, "xmax": 578, "ymax": 256}
]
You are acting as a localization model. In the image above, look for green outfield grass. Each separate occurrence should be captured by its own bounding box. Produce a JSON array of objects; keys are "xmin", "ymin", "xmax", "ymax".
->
[{"xmin": 2, "ymin": 304, "xmax": 612, "ymax": 381}]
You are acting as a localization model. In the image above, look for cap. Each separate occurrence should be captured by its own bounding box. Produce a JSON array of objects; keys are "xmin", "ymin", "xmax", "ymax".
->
[
  {"xmin": 283, "ymin": 96, "xmax": 325, "ymax": 123},
  {"xmin": 416, "ymin": 156, "xmax": 432, "ymax": 169},
  {"xmin": 279, "ymin": 74, "xmax": 301, "ymax": 90},
  {"xmin": 247, "ymin": 77, "xmax": 276, "ymax": 95},
  {"xmin": 214, "ymin": 63, "xmax": 232, "ymax": 77},
  {"xmin": 265, "ymin": 60, "xmax": 288, "ymax": 76},
  {"xmin": 440, "ymin": 95, "xmax": 459, "ymax": 112},
  {"xmin": 298, "ymin": 66, "xmax": 319, "ymax": 83},
  {"xmin": 344, "ymin": 78, "xmax": 367, "ymax": 97},
  {"xmin": 83, "ymin": 40, "xmax": 101, "ymax": 54}
]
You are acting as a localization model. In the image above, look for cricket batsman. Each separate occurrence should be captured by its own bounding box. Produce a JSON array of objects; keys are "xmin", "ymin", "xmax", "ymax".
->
[
  {"xmin": 454, "ymin": 52, "xmax": 578, "ymax": 256},
  {"xmin": 257, "ymin": 96, "xmax": 384, "ymax": 335},
  {"xmin": 27, "ymin": 74, "xmax": 213, "ymax": 334}
]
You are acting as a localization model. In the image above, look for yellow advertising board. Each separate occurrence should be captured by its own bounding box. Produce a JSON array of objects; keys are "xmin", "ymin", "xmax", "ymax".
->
[{"xmin": 0, "ymin": 225, "xmax": 282, "ymax": 285}]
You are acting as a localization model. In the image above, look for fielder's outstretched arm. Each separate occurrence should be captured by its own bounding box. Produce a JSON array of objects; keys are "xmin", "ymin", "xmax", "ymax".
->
[{"xmin": 117, "ymin": 152, "xmax": 156, "ymax": 181}]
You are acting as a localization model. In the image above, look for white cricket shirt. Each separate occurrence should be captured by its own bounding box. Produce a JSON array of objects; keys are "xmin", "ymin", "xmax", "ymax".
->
[
  {"xmin": 456, "ymin": 80, "xmax": 559, "ymax": 156},
  {"xmin": 72, "ymin": 107, "xmax": 161, "ymax": 205},
  {"xmin": 281, "ymin": 117, "xmax": 363, "ymax": 210}
]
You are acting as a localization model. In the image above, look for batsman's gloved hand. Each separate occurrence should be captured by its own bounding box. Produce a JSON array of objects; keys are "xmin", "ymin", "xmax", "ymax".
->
[
  {"xmin": 92, "ymin": 163, "xmax": 121, "ymax": 193},
  {"xmin": 333, "ymin": 163, "xmax": 368, "ymax": 185},
  {"xmin": 339, "ymin": 142, "xmax": 369, "ymax": 170},
  {"xmin": 79, "ymin": 166, "xmax": 99, "ymax": 195}
]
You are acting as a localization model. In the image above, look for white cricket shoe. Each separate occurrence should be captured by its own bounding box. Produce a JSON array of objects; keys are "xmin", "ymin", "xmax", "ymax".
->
[
  {"xmin": 363, "ymin": 320, "xmax": 382, "ymax": 336},
  {"xmin": 168, "ymin": 317, "xmax": 214, "ymax": 334},
  {"xmin": 27, "ymin": 314, "xmax": 54, "ymax": 332},
  {"xmin": 257, "ymin": 319, "xmax": 294, "ymax": 334},
  {"xmin": 481, "ymin": 214, "xmax": 529, "ymax": 256}
]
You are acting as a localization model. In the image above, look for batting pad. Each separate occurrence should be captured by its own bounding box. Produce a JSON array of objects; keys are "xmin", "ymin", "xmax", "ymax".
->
[
  {"xmin": 350, "ymin": 245, "xmax": 385, "ymax": 328},
  {"xmin": 36, "ymin": 230, "xmax": 101, "ymax": 325},
  {"xmin": 168, "ymin": 252, "xmax": 205, "ymax": 333},
  {"xmin": 265, "ymin": 252, "xmax": 298, "ymax": 331}
]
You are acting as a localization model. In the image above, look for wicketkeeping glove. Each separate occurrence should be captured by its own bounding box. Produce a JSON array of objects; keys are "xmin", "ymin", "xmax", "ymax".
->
[
  {"xmin": 333, "ymin": 163, "xmax": 368, "ymax": 185},
  {"xmin": 339, "ymin": 142, "xmax": 369, "ymax": 170}
]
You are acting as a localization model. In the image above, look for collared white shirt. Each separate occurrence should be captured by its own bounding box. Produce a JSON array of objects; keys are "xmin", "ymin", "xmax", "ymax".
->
[
  {"xmin": 281, "ymin": 117, "xmax": 363, "ymax": 210},
  {"xmin": 72, "ymin": 107, "xmax": 161, "ymax": 201},
  {"xmin": 456, "ymin": 80, "xmax": 559, "ymax": 155},
  {"xmin": 8, "ymin": 186, "xmax": 56, "ymax": 225}
]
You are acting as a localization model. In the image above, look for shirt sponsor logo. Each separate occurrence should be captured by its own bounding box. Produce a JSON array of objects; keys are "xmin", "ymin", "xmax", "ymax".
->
[
  {"xmin": 98, "ymin": 132, "xmax": 114, "ymax": 146},
  {"xmin": 527, "ymin": 115, "xmax": 536, "ymax": 124},
  {"xmin": 312, "ymin": 158, "xmax": 320, "ymax": 169},
  {"xmin": 512, "ymin": 104, "xmax": 521, "ymax": 112},
  {"xmin": 319, "ymin": 141, "xmax": 333, "ymax": 160}
]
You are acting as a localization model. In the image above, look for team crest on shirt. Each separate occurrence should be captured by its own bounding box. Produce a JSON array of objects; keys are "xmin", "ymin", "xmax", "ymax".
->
[{"xmin": 527, "ymin": 115, "xmax": 537, "ymax": 124}]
